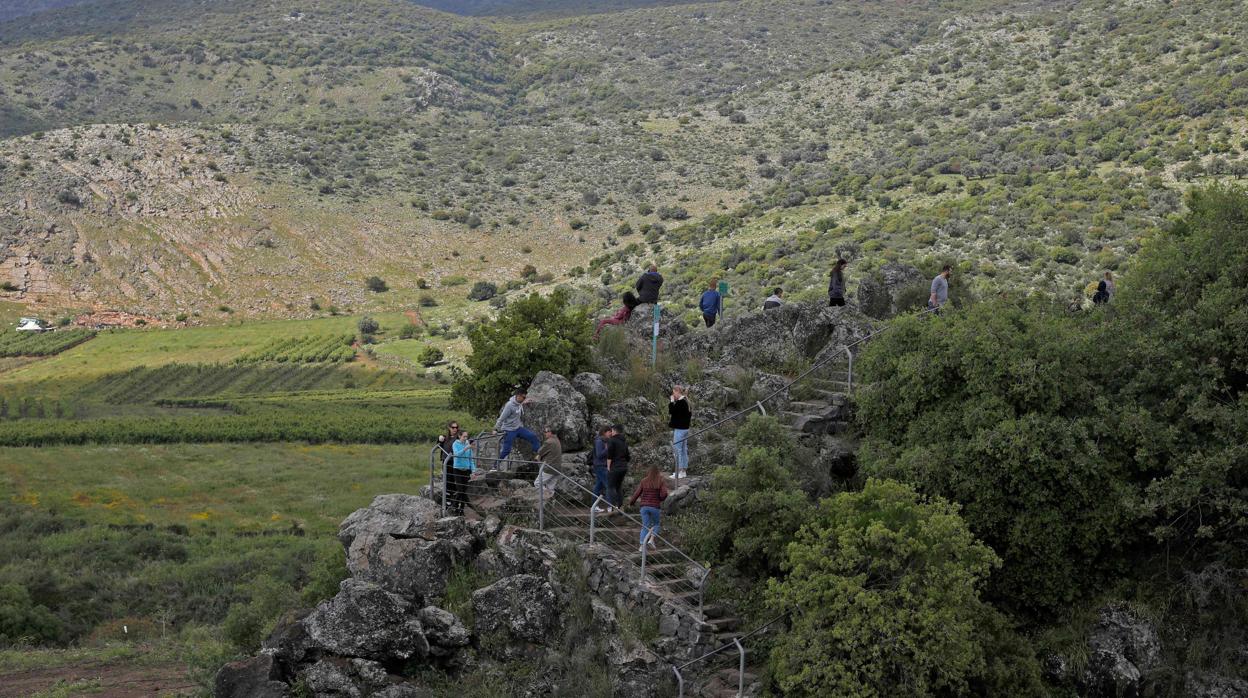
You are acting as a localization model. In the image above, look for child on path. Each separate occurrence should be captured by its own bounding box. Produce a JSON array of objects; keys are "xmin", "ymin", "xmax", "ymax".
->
[{"xmin": 629, "ymin": 465, "xmax": 670, "ymax": 551}]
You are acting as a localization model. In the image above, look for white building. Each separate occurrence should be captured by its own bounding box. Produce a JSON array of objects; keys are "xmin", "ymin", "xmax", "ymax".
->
[{"xmin": 16, "ymin": 317, "xmax": 46, "ymax": 332}]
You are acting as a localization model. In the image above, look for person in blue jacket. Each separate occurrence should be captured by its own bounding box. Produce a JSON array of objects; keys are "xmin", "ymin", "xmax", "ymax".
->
[
  {"xmin": 699, "ymin": 279, "xmax": 723, "ymax": 327},
  {"xmin": 449, "ymin": 431, "xmax": 476, "ymax": 514},
  {"xmin": 591, "ymin": 425, "xmax": 611, "ymax": 512}
]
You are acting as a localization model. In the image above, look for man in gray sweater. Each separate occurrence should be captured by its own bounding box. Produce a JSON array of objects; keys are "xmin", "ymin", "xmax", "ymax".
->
[{"xmin": 495, "ymin": 388, "xmax": 541, "ymax": 462}]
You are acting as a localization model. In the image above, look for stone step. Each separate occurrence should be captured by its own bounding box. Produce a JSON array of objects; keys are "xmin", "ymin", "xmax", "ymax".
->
[
  {"xmin": 706, "ymin": 616, "xmax": 740, "ymax": 633},
  {"xmin": 788, "ymin": 400, "xmax": 831, "ymax": 412}
]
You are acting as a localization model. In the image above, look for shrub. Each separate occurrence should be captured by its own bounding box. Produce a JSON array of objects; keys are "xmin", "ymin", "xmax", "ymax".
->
[
  {"xmin": 418, "ymin": 295, "xmax": 438, "ymax": 308},
  {"xmin": 399, "ymin": 324, "xmax": 421, "ymax": 339},
  {"xmin": 418, "ymin": 346, "xmax": 444, "ymax": 367},
  {"xmin": 468, "ymin": 281, "xmax": 497, "ymax": 302},
  {"xmin": 451, "ymin": 289, "xmax": 591, "ymax": 417},
  {"xmin": 365, "ymin": 276, "xmax": 388, "ymax": 293},
  {"xmin": 357, "ymin": 317, "xmax": 379, "ymax": 335},
  {"xmin": 767, "ymin": 479, "xmax": 1039, "ymax": 697},
  {"xmin": 440, "ymin": 275, "xmax": 468, "ymax": 287},
  {"xmin": 0, "ymin": 583, "xmax": 65, "ymax": 644},
  {"xmin": 689, "ymin": 415, "xmax": 811, "ymax": 580}
]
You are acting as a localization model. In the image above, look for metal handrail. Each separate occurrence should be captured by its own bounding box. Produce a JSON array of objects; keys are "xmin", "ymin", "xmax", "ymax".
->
[{"xmin": 670, "ymin": 611, "xmax": 790, "ymax": 697}]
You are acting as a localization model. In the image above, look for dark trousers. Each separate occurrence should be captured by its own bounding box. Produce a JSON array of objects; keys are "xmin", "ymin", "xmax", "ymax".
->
[
  {"xmin": 703, "ymin": 313, "xmax": 717, "ymax": 327},
  {"xmin": 607, "ymin": 467, "xmax": 628, "ymax": 508},
  {"xmin": 447, "ymin": 467, "xmax": 470, "ymax": 510},
  {"xmin": 828, "ymin": 296, "xmax": 845, "ymax": 307}
]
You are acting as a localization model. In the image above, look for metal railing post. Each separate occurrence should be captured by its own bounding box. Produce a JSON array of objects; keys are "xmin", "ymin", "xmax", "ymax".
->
[
  {"xmin": 673, "ymin": 666, "xmax": 684, "ymax": 698},
  {"xmin": 846, "ymin": 347, "xmax": 854, "ymax": 394},
  {"xmin": 698, "ymin": 567, "xmax": 710, "ymax": 616},
  {"xmin": 537, "ymin": 464, "xmax": 546, "ymax": 531},
  {"xmin": 589, "ymin": 496, "xmax": 598, "ymax": 544},
  {"xmin": 755, "ymin": 400, "xmax": 766, "ymax": 416},
  {"xmin": 734, "ymin": 638, "xmax": 746, "ymax": 697},
  {"xmin": 429, "ymin": 448, "xmax": 436, "ymax": 505},
  {"xmin": 640, "ymin": 536, "xmax": 647, "ymax": 580},
  {"xmin": 440, "ymin": 457, "xmax": 448, "ymax": 517}
]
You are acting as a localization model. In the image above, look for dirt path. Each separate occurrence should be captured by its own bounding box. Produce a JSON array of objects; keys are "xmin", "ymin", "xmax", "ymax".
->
[
  {"xmin": 404, "ymin": 309, "xmax": 423, "ymax": 326},
  {"xmin": 0, "ymin": 661, "xmax": 195, "ymax": 697}
]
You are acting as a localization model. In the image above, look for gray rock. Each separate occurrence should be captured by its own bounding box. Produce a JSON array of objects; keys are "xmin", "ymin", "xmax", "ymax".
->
[
  {"xmin": 598, "ymin": 396, "xmax": 660, "ymax": 442},
  {"xmin": 302, "ymin": 579, "xmax": 428, "ymax": 662},
  {"xmin": 752, "ymin": 372, "xmax": 791, "ymax": 413},
  {"xmin": 857, "ymin": 262, "xmax": 925, "ymax": 319},
  {"xmin": 300, "ymin": 658, "xmax": 388, "ymax": 698},
  {"xmin": 346, "ymin": 530, "xmax": 469, "ymax": 604},
  {"xmin": 521, "ymin": 371, "xmax": 590, "ymax": 451},
  {"xmin": 685, "ymin": 378, "xmax": 740, "ymax": 409},
  {"xmin": 572, "ymin": 372, "xmax": 609, "ymax": 405},
  {"xmin": 590, "ymin": 598, "xmax": 617, "ymax": 629},
  {"xmin": 1083, "ymin": 650, "xmax": 1142, "ymax": 698},
  {"xmin": 472, "ymin": 574, "xmax": 559, "ymax": 645},
  {"xmin": 373, "ymin": 686, "xmax": 435, "ymax": 698},
  {"xmin": 1185, "ymin": 672, "xmax": 1248, "ymax": 698},
  {"xmin": 678, "ymin": 303, "xmax": 875, "ymax": 371},
  {"xmin": 338, "ymin": 494, "xmax": 441, "ymax": 549},
  {"xmin": 213, "ymin": 654, "xmax": 288, "ymax": 698},
  {"xmin": 262, "ymin": 608, "xmax": 314, "ymax": 669},
  {"xmin": 1080, "ymin": 604, "xmax": 1162, "ymax": 698},
  {"xmin": 418, "ymin": 606, "xmax": 471, "ymax": 649}
]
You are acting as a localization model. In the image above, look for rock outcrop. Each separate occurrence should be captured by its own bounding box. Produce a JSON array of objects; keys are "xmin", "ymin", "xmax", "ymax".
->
[
  {"xmin": 857, "ymin": 262, "xmax": 925, "ymax": 319},
  {"xmin": 521, "ymin": 370, "xmax": 591, "ymax": 450}
]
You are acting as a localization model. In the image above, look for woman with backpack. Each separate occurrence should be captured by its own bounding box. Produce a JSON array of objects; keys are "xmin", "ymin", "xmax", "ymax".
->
[
  {"xmin": 594, "ymin": 291, "xmax": 641, "ymax": 339},
  {"xmin": 629, "ymin": 465, "xmax": 670, "ymax": 552}
]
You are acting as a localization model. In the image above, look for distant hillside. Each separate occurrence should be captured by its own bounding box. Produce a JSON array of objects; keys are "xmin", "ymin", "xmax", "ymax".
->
[
  {"xmin": 0, "ymin": 0, "xmax": 95, "ymax": 23},
  {"xmin": 411, "ymin": 0, "xmax": 718, "ymax": 17},
  {"xmin": 1, "ymin": 0, "xmax": 1246, "ymax": 321}
]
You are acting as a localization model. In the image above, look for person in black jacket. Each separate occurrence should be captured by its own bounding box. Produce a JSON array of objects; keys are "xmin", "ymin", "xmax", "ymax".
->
[
  {"xmin": 605, "ymin": 425, "xmax": 631, "ymax": 513},
  {"xmin": 435, "ymin": 421, "xmax": 460, "ymax": 508},
  {"xmin": 669, "ymin": 385, "xmax": 691, "ymax": 479},
  {"xmin": 635, "ymin": 264, "xmax": 664, "ymax": 305},
  {"xmin": 828, "ymin": 259, "xmax": 848, "ymax": 307}
]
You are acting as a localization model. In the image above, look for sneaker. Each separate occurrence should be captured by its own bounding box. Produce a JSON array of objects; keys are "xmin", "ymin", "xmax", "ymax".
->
[
  {"xmin": 592, "ymin": 506, "xmax": 607, "ymax": 513},
  {"xmin": 639, "ymin": 543, "xmax": 648, "ymax": 553},
  {"xmin": 648, "ymin": 538, "xmax": 658, "ymax": 551}
]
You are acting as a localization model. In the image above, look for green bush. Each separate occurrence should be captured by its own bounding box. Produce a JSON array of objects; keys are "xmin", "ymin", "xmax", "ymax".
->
[
  {"xmin": 418, "ymin": 345, "xmax": 444, "ymax": 367},
  {"xmin": 467, "ymin": 281, "xmax": 497, "ymax": 301},
  {"xmin": 450, "ymin": 289, "xmax": 591, "ymax": 417},
  {"xmin": 365, "ymin": 276, "xmax": 388, "ymax": 293},
  {"xmin": 0, "ymin": 583, "xmax": 64, "ymax": 644},
  {"xmin": 222, "ymin": 575, "xmax": 298, "ymax": 653},
  {"xmin": 690, "ymin": 415, "xmax": 811, "ymax": 580},
  {"xmin": 766, "ymin": 479, "xmax": 1039, "ymax": 697},
  {"xmin": 357, "ymin": 317, "xmax": 379, "ymax": 335}
]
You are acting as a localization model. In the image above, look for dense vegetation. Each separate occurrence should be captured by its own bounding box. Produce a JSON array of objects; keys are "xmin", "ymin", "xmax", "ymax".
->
[{"xmin": 0, "ymin": 329, "xmax": 94, "ymax": 356}]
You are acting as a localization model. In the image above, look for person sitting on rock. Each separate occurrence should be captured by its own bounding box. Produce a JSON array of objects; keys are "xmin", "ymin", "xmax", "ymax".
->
[
  {"xmin": 763, "ymin": 287, "xmax": 785, "ymax": 310},
  {"xmin": 629, "ymin": 465, "xmax": 670, "ymax": 552},
  {"xmin": 635, "ymin": 263, "xmax": 664, "ymax": 305},
  {"xmin": 494, "ymin": 387, "xmax": 541, "ymax": 465},
  {"xmin": 594, "ymin": 291, "xmax": 640, "ymax": 339}
]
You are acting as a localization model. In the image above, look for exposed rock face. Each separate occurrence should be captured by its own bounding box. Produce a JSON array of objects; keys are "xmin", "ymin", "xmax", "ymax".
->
[
  {"xmin": 1186, "ymin": 672, "xmax": 1248, "ymax": 698},
  {"xmin": 1080, "ymin": 604, "xmax": 1162, "ymax": 698},
  {"xmin": 213, "ymin": 655, "xmax": 288, "ymax": 698},
  {"xmin": 595, "ymin": 396, "xmax": 660, "ymax": 443},
  {"xmin": 472, "ymin": 574, "xmax": 560, "ymax": 648},
  {"xmin": 522, "ymin": 370, "xmax": 591, "ymax": 451},
  {"xmin": 857, "ymin": 262, "xmax": 925, "ymax": 319},
  {"xmin": 338, "ymin": 494, "xmax": 441, "ymax": 549},
  {"xmin": 678, "ymin": 303, "xmax": 874, "ymax": 370},
  {"xmin": 752, "ymin": 372, "xmax": 791, "ymax": 414},
  {"xmin": 299, "ymin": 658, "xmax": 391, "ymax": 698},
  {"xmin": 302, "ymin": 579, "xmax": 429, "ymax": 662},
  {"xmin": 346, "ymin": 531, "xmax": 470, "ymax": 605},
  {"xmin": 572, "ymin": 371, "xmax": 609, "ymax": 405},
  {"xmin": 418, "ymin": 606, "xmax": 471, "ymax": 654}
]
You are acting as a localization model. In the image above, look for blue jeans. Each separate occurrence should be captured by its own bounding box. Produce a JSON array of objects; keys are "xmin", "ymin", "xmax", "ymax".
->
[
  {"xmin": 672, "ymin": 429, "xmax": 689, "ymax": 474},
  {"xmin": 640, "ymin": 506, "xmax": 661, "ymax": 545},
  {"xmin": 499, "ymin": 427, "xmax": 540, "ymax": 461},
  {"xmin": 592, "ymin": 465, "xmax": 609, "ymax": 503}
]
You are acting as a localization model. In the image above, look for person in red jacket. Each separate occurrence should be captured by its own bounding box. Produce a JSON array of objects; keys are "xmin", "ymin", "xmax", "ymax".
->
[
  {"xmin": 629, "ymin": 465, "xmax": 670, "ymax": 551},
  {"xmin": 594, "ymin": 291, "xmax": 641, "ymax": 339}
]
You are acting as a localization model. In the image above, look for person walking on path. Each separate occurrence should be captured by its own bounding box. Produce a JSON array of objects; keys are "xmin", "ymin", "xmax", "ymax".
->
[
  {"xmin": 495, "ymin": 388, "xmax": 540, "ymax": 464},
  {"xmin": 668, "ymin": 385, "xmax": 691, "ymax": 479},
  {"xmin": 606, "ymin": 425, "xmax": 631, "ymax": 513},
  {"xmin": 449, "ymin": 431, "xmax": 476, "ymax": 514},
  {"xmin": 928, "ymin": 265, "xmax": 953, "ymax": 313},
  {"xmin": 828, "ymin": 259, "xmax": 848, "ymax": 307},
  {"xmin": 534, "ymin": 426, "xmax": 562, "ymax": 500},
  {"xmin": 591, "ymin": 425, "xmax": 611, "ymax": 513},
  {"xmin": 1099, "ymin": 271, "xmax": 1116, "ymax": 303},
  {"xmin": 699, "ymin": 280, "xmax": 723, "ymax": 328},
  {"xmin": 629, "ymin": 465, "xmax": 670, "ymax": 551},
  {"xmin": 594, "ymin": 291, "xmax": 640, "ymax": 339},
  {"xmin": 635, "ymin": 264, "xmax": 664, "ymax": 305},
  {"xmin": 763, "ymin": 287, "xmax": 785, "ymax": 310}
]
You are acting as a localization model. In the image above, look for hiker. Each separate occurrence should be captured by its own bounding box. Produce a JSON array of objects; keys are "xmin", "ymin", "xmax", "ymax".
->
[
  {"xmin": 928, "ymin": 264, "xmax": 952, "ymax": 313},
  {"xmin": 629, "ymin": 465, "xmax": 670, "ymax": 552},
  {"xmin": 635, "ymin": 264, "xmax": 664, "ymax": 305},
  {"xmin": 669, "ymin": 385, "xmax": 691, "ymax": 479},
  {"xmin": 763, "ymin": 287, "xmax": 784, "ymax": 310},
  {"xmin": 533, "ymin": 426, "xmax": 562, "ymax": 500},
  {"xmin": 699, "ymin": 280, "xmax": 723, "ymax": 328},
  {"xmin": 605, "ymin": 425, "xmax": 631, "ymax": 512},
  {"xmin": 494, "ymin": 388, "xmax": 541, "ymax": 462},
  {"xmin": 828, "ymin": 258, "xmax": 848, "ymax": 307},
  {"xmin": 594, "ymin": 291, "xmax": 640, "ymax": 339},
  {"xmin": 449, "ymin": 431, "xmax": 476, "ymax": 514},
  {"xmin": 591, "ymin": 425, "xmax": 612, "ymax": 513},
  {"xmin": 436, "ymin": 420, "xmax": 459, "ymax": 479},
  {"xmin": 1095, "ymin": 271, "xmax": 1116, "ymax": 304}
]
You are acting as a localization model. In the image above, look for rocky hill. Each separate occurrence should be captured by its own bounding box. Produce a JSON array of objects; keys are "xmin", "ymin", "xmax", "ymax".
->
[{"xmin": 1, "ymin": 0, "xmax": 1247, "ymax": 319}]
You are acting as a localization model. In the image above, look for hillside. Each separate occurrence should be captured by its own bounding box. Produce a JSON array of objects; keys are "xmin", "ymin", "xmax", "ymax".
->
[{"xmin": 1, "ymin": 0, "xmax": 1247, "ymax": 322}]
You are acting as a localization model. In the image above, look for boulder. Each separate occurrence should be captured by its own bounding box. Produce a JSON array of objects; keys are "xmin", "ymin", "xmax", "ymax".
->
[
  {"xmin": 346, "ymin": 525, "xmax": 473, "ymax": 604},
  {"xmin": 373, "ymin": 686, "xmax": 435, "ymax": 698},
  {"xmin": 299, "ymin": 658, "xmax": 389, "ymax": 698},
  {"xmin": 472, "ymin": 574, "xmax": 559, "ymax": 645},
  {"xmin": 597, "ymin": 396, "xmax": 660, "ymax": 443},
  {"xmin": 752, "ymin": 372, "xmax": 791, "ymax": 414},
  {"xmin": 213, "ymin": 654, "xmax": 288, "ymax": 698},
  {"xmin": 571, "ymin": 372, "xmax": 609, "ymax": 405},
  {"xmin": 338, "ymin": 494, "xmax": 441, "ymax": 549},
  {"xmin": 1080, "ymin": 604, "xmax": 1161, "ymax": 698},
  {"xmin": 262, "ymin": 608, "xmax": 314, "ymax": 670},
  {"xmin": 1186, "ymin": 672, "xmax": 1248, "ymax": 698},
  {"xmin": 418, "ymin": 606, "xmax": 471, "ymax": 651},
  {"xmin": 857, "ymin": 262, "xmax": 925, "ymax": 319},
  {"xmin": 302, "ymin": 579, "xmax": 428, "ymax": 662},
  {"xmin": 521, "ymin": 371, "xmax": 590, "ymax": 451}
]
